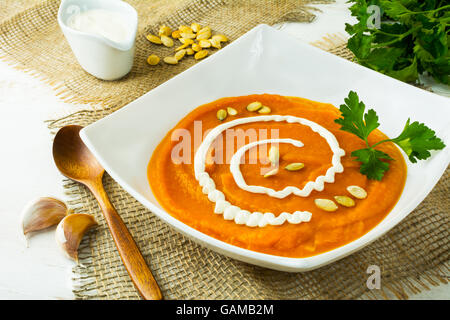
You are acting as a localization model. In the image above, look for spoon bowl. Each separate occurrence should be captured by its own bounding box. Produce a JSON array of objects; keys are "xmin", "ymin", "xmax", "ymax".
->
[
  {"xmin": 52, "ymin": 125, "xmax": 162, "ymax": 300},
  {"xmin": 53, "ymin": 125, "xmax": 104, "ymax": 182}
]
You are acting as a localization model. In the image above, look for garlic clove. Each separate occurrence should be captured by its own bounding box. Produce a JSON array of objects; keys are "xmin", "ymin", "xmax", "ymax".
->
[
  {"xmin": 55, "ymin": 214, "xmax": 97, "ymax": 262},
  {"xmin": 21, "ymin": 197, "xmax": 68, "ymax": 236}
]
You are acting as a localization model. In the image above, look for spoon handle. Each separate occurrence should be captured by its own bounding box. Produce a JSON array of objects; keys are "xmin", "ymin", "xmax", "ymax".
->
[{"xmin": 89, "ymin": 179, "xmax": 163, "ymax": 300}]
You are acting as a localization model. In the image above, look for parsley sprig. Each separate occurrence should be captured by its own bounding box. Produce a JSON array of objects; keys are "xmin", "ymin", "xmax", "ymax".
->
[
  {"xmin": 335, "ymin": 91, "xmax": 446, "ymax": 180},
  {"xmin": 346, "ymin": 0, "xmax": 450, "ymax": 84}
]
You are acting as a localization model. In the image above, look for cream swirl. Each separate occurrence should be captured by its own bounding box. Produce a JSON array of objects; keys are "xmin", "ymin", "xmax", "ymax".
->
[
  {"xmin": 230, "ymin": 138, "xmax": 304, "ymax": 198},
  {"xmin": 193, "ymin": 115, "xmax": 346, "ymax": 227}
]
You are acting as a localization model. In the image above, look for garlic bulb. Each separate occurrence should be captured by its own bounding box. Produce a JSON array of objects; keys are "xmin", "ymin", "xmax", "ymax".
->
[
  {"xmin": 21, "ymin": 197, "xmax": 69, "ymax": 236},
  {"xmin": 55, "ymin": 213, "xmax": 97, "ymax": 262}
]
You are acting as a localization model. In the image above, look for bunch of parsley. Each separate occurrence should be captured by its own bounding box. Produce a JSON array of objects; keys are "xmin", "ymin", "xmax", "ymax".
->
[
  {"xmin": 335, "ymin": 91, "xmax": 445, "ymax": 180},
  {"xmin": 346, "ymin": 0, "xmax": 450, "ymax": 84}
]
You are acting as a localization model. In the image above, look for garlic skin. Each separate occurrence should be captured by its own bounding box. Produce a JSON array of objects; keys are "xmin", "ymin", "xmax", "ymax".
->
[
  {"xmin": 21, "ymin": 197, "xmax": 68, "ymax": 236},
  {"xmin": 55, "ymin": 214, "xmax": 97, "ymax": 262}
]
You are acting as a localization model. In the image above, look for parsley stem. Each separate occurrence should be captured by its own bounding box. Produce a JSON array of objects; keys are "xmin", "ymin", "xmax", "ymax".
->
[
  {"xmin": 372, "ymin": 28, "xmax": 416, "ymax": 48},
  {"xmin": 371, "ymin": 139, "xmax": 391, "ymax": 149},
  {"xmin": 398, "ymin": 4, "xmax": 450, "ymax": 16},
  {"xmin": 373, "ymin": 29, "xmax": 404, "ymax": 38},
  {"xmin": 372, "ymin": 38, "xmax": 402, "ymax": 48},
  {"xmin": 411, "ymin": 5, "xmax": 450, "ymax": 15}
]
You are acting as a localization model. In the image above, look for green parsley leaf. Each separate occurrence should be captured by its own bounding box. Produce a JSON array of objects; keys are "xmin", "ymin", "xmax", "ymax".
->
[
  {"xmin": 335, "ymin": 91, "xmax": 380, "ymax": 142},
  {"xmin": 391, "ymin": 119, "xmax": 446, "ymax": 163},
  {"xmin": 381, "ymin": 1, "xmax": 412, "ymax": 22},
  {"xmin": 347, "ymin": 33, "xmax": 374, "ymax": 59},
  {"xmin": 385, "ymin": 57, "xmax": 418, "ymax": 82},
  {"xmin": 335, "ymin": 91, "xmax": 446, "ymax": 180},
  {"xmin": 360, "ymin": 47, "xmax": 405, "ymax": 72},
  {"xmin": 352, "ymin": 148, "xmax": 393, "ymax": 180}
]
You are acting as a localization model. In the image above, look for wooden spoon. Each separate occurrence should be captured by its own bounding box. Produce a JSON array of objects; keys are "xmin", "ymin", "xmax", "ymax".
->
[{"xmin": 52, "ymin": 125, "xmax": 162, "ymax": 300}]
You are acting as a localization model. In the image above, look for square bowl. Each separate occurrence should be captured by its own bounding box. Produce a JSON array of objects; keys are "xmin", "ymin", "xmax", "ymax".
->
[{"xmin": 80, "ymin": 24, "xmax": 450, "ymax": 272}]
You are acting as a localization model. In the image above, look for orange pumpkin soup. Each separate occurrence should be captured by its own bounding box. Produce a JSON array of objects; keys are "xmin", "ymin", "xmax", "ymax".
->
[{"xmin": 148, "ymin": 94, "xmax": 407, "ymax": 258}]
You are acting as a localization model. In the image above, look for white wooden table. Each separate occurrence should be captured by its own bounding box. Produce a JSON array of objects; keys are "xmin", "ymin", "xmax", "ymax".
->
[{"xmin": 0, "ymin": 0, "xmax": 447, "ymax": 299}]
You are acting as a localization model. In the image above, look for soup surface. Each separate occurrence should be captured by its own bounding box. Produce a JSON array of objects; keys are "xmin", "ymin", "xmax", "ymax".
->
[{"xmin": 148, "ymin": 94, "xmax": 407, "ymax": 257}]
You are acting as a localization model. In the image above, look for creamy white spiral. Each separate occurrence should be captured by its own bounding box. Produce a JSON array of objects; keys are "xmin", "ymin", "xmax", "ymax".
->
[{"xmin": 193, "ymin": 115, "xmax": 345, "ymax": 227}]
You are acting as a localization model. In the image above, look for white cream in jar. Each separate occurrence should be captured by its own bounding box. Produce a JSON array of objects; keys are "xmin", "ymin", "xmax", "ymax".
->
[{"xmin": 67, "ymin": 8, "xmax": 131, "ymax": 44}]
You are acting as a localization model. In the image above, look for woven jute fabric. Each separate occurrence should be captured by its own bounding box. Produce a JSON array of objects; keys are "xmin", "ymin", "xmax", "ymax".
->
[{"xmin": 1, "ymin": 0, "xmax": 448, "ymax": 300}]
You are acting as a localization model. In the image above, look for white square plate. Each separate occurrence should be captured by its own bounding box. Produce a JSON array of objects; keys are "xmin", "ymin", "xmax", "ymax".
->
[{"xmin": 81, "ymin": 25, "xmax": 450, "ymax": 272}]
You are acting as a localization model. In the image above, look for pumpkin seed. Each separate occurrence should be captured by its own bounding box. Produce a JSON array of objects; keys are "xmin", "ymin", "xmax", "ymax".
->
[
  {"xmin": 263, "ymin": 167, "xmax": 278, "ymax": 178},
  {"xmin": 246, "ymin": 101, "xmax": 262, "ymax": 112},
  {"xmin": 212, "ymin": 34, "xmax": 229, "ymax": 42},
  {"xmin": 227, "ymin": 107, "xmax": 238, "ymax": 116},
  {"xmin": 174, "ymin": 49, "xmax": 186, "ymax": 61},
  {"xmin": 196, "ymin": 30, "xmax": 211, "ymax": 40},
  {"xmin": 199, "ymin": 39, "xmax": 211, "ymax": 48},
  {"xmin": 210, "ymin": 38, "xmax": 222, "ymax": 49},
  {"xmin": 314, "ymin": 199, "xmax": 338, "ymax": 212},
  {"xmin": 284, "ymin": 163, "xmax": 304, "ymax": 171},
  {"xmin": 163, "ymin": 56, "xmax": 178, "ymax": 65},
  {"xmin": 216, "ymin": 109, "xmax": 227, "ymax": 121},
  {"xmin": 198, "ymin": 26, "xmax": 211, "ymax": 34},
  {"xmin": 146, "ymin": 54, "xmax": 160, "ymax": 65},
  {"xmin": 194, "ymin": 50, "xmax": 208, "ymax": 60},
  {"xmin": 258, "ymin": 106, "xmax": 271, "ymax": 114},
  {"xmin": 179, "ymin": 38, "xmax": 194, "ymax": 45},
  {"xmin": 268, "ymin": 146, "xmax": 279, "ymax": 165},
  {"xmin": 161, "ymin": 35, "xmax": 174, "ymax": 47},
  {"xmin": 179, "ymin": 25, "xmax": 192, "ymax": 33},
  {"xmin": 334, "ymin": 196, "xmax": 355, "ymax": 207},
  {"xmin": 146, "ymin": 34, "xmax": 162, "ymax": 44},
  {"xmin": 171, "ymin": 30, "xmax": 181, "ymax": 39},
  {"xmin": 192, "ymin": 43, "xmax": 201, "ymax": 52},
  {"xmin": 347, "ymin": 185, "xmax": 367, "ymax": 199},
  {"xmin": 175, "ymin": 43, "xmax": 190, "ymax": 51},
  {"xmin": 191, "ymin": 23, "xmax": 201, "ymax": 33},
  {"xmin": 181, "ymin": 32, "xmax": 196, "ymax": 39},
  {"xmin": 158, "ymin": 25, "xmax": 171, "ymax": 37}
]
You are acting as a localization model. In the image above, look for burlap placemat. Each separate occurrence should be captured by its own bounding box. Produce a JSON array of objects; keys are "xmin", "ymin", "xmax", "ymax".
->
[{"xmin": 1, "ymin": 0, "xmax": 448, "ymax": 299}]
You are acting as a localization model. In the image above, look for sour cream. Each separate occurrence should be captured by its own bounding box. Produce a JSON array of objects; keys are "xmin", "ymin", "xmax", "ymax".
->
[
  {"xmin": 193, "ymin": 115, "xmax": 346, "ymax": 227},
  {"xmin": 67, "ymin": 9, "xmax": 131, "ymax": 44}
]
